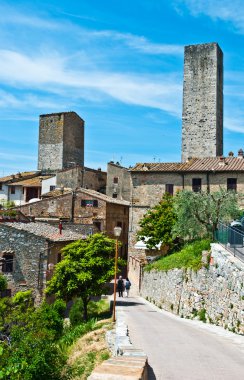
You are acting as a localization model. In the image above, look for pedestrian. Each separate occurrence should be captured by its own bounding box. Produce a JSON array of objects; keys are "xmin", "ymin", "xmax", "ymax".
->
[
  {"xmin": 117, "ymin": 275, "xmax": 124, "ymax": 297},
  {"xmin": 125, "ymin": 277, "xmax": 131, "ymax": 297}
]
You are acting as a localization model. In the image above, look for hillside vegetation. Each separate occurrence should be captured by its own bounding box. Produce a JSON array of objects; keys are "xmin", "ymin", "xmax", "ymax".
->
[{"xmin": 145, "ymin": 239, "xmax": 211, "ymax": 272}]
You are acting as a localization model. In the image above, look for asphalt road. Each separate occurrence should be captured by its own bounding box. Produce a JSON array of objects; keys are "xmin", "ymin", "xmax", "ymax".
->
[{"xmin": 117, "ymin": 297, "xmax": 244, "ymax": 380}]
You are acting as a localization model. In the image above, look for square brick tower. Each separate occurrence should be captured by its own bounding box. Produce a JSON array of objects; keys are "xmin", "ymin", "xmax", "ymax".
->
[
  {"xmin": 38, "ymin": 111, "xmax": 84, "ymax": 172},
  {"xmin": 181, "ymin": 43, "xmax": 223, "ymax": 162}
]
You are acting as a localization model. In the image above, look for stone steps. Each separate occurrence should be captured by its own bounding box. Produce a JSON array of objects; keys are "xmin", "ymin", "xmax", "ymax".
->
[{"xmin": 88, "ymin": 348, "xmax": 148, "ymax": 380}]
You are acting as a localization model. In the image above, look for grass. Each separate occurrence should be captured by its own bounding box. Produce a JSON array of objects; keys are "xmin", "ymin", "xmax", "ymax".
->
[
  {"xmin": 144, "ymin": 239, "xmax": 211, "ymax": 272},
  {"xmin": 59, "ymin": 299, "xmax": 113, "ymax": 379},
  {"xmin": 62, "ymin": 320, "xmax": 112, "ymax": 380}
]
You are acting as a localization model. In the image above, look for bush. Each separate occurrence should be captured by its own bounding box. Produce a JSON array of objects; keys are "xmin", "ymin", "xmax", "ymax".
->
[{"xmin": 0, "ymin": 274, "xmax": 7, "ymax": 292}]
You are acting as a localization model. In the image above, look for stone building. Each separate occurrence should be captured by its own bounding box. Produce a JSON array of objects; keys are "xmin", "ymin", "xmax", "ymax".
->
[
  {"xmin": 38, "ymin": 111, "xmax": 85, "ymax": 172},
  {"xmin": 107, "ymin": 153, "xmax": 244, "ymax": 254},
  {"xmin": 18, "ymin": 188, "xmax": 130, "ymax": 259},
  {"xmin": 41, "ymin": 166, "xmax": 107, "ymax": 196},
  {"xmin": 0, "ymin": 171, "xmax": 42, "ymax": 206},
  {"xmin": 0, "ymin": 222, "xmax": 83, "ymax": 302},
  {"xmin": 182, "ymin": 43, "xmax": 223, "ymax": 162},
  {"xmin": 106, "ymin": 162, "xmax": 131, "ymax": 201}
]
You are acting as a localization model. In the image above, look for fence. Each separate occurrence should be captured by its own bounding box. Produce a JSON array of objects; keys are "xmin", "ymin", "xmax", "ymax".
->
[{"xmin": 216, "ymin": 222, "xmax": 244, "ymax": 262}]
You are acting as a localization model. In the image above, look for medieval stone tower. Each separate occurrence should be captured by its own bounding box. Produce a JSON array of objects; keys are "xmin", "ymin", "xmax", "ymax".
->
[
  {"xmin": 181, "ymin": 43, "xmax": 223, "ymax": 162},
  {"xmin": 38, "ymin": 111, "xmax": 84, "ymax": 172}
]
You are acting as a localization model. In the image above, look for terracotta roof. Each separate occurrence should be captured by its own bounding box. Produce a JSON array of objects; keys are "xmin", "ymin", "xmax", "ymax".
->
[
  {"xmin": 131, "ymin": 157, "xmax": 244, "ymax": 172},
  {"xmin": 10, "ymin": 176, "xmax": 53, "ymax": 187},
  {"xmin": 42, "ymin": 188, "xmax": 130, "ymax": 206},
  {"xmin": 79, "ymin": 188, "xmax": 130, "ymax": 206},
  {"xmin": 3, "ymin": 222, "xmax": 84, "ymax": 242},
  {"xmin": 42, "ymin": 188, "xmax": 71, "ymax": 198},
  {"xmin": 0, "ymin": 171, "xmax": 39, "ymax": 183}
]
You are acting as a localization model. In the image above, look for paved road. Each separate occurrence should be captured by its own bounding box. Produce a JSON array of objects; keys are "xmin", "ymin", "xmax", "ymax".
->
[{"xmin": 116, "ymin": 297, "xmax": 244, "ymax": 380}]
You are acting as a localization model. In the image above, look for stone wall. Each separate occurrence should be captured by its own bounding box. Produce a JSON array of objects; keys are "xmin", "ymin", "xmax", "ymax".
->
[
  {"xmin": 182, "ymin": 43, "xmax": 223, "ymax": 161},
  {"xmin": 106, "ymin": 162, "xmax": 132, "ymax": 201},
  {"xmin": 140, "ymin": 244, "xmax": 244, "ymax": 334},
  {"xmin": 56, "ymin": 166, "xmax": 107, "ymax": 193},
  {"xmin": 18, "ymin": 191, "xmax": 129, "ymax": 259},
  {"xmin": 0, "ymin": 224, "xmax": 47, "ymax": 303}
]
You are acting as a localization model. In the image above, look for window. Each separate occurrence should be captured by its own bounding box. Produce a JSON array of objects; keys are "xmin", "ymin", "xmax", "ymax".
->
[
  {"xmin": 113, "ymin": 177, "xmax": 119, "ymax": 184},
  {"xmin": 112, "ymin": 193, "xmax": 117, "ymax": 198},
  {"xmin": 227, "ymin": 178, "xmax": 237, "ymax": 191},
  {"xmin": 165, "ymin": 184, "xmax": 174, "ymax": 196},
  {"xmin": 50, "ymin": 186, "xmax": 56, "ymax": 191},
  {"xmin": 0, "ymin": 289, "xmax": 11, "ymax": 298},
  {"xmin": 22, "ymin": 188, "xmax": 25, "ymax": 194},
  {"xmin": 2, "ymin": 254, "xmax": 14, "ymax": 273},
  {"xmin": 117, "ymin": 221, "xmax": 122, "ymax": 228},
  {"xmin": 81, "ymin": 199, "xmax": 98, "ymax": 207},
  {"xmin": 10, "ymin": 186, "xmax": 15, "ymax": 194},
  {"xmin": 93, "ymin": 221, "xmax": 101, "ymax": 231},
  {"xmin": 192, "ymin": 178, "xmax": 201, "ymax": 192}
]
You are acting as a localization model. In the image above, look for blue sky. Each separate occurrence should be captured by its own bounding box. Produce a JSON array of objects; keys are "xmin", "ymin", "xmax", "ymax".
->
[{"xmin": 0, "ymin": 0, "xmax": 244, "ymax": 176}]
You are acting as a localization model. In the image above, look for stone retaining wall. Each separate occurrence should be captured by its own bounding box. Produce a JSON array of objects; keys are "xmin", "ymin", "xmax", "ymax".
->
[{"xmin": 141, "ymin": 244, "xmax": 244, "ymax": 334}]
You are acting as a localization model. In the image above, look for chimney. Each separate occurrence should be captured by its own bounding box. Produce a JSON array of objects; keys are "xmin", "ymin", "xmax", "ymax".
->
[
  {"xmin": 219, "ymin": 156, "xmax": 225, "ymax": 165},
  {"xmin": 238, "ymin": 149, "xmax": 243, "ymax": 158},
  {"xmin": 228, "ymin": 151, "xmax": 234, "ymax": 157}
]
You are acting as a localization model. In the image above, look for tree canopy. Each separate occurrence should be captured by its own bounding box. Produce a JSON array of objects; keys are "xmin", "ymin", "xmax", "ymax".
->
[
  {"xmin": 173, "ymin": 189, "xmax": 239, "ymax": 240},
  {"xmin": 46, "ymin": 233, "xmax": 124, "ymax": 320},
  {"xmin": 137, "ymin": 192, "xmax": 176, "ymax": 251}
]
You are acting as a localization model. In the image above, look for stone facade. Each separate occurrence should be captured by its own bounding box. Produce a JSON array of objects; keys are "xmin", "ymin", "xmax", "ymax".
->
[
  {"xmin": 122, "ymin": 159, "xmax": 244, "ymax": 254},
  {"xmin": 56, "ymin": 166, "xmax": 107, "ymax": 194},
  {"xmin": 182, "ymin": 43, "xmax": 223, "ymax": 162},
  {"xmin": 140, "ymin": 244, "xmax": 244, "ymax": 334},
  {"xmin": 17, "ymin": 189, "xmax": 130, "ymax": 259},
  {"xmin": 0, "ymin": 222, "xmax": 81, "ymax": 303},
  {"xmin": 106, "ymin": 162, "xmax": 132, "ymax": 201},
  {"xmin": 38, "ymin": 112, "xmax": 84, "ymax": 171}
]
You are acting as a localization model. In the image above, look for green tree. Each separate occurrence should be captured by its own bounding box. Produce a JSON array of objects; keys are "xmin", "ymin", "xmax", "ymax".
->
[
  {"xmin": 173, "ymin": 189, "xmax": 239, "ymax": 240},
  {"xmin": 137, "ymin": 192, "xmax": 176, "ymax": 251},
  {"xmin": 0, "ymin": 292, "xmax": 66, "ymax": 380},
  {"xmin": 46, "ymin": 233, "xmax": 124, "ymax": 321}
]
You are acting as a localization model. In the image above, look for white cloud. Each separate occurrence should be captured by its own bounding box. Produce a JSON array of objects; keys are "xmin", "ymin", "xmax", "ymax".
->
[
  {"xmin": 0, "ymin": 3, "xmax": 59, "ymax": 29},
  {"xmin": 224, "ymin": 116, "xmax": 244, "ymax": 133},
  {"xmin": 175, "ymin": 0, "xmax": 244, "ymax": 33},
  {"xmin": 89, "ymin": 30, "xmax": 183, "ymax": 55},
  {"xmin": 0, "ymin": 49, "xmax": 182, "ymax": 116}
]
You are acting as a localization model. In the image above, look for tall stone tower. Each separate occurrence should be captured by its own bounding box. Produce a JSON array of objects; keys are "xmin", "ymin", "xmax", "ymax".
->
[
  {"xmin": 38, "ymin": 111, "xmax": 84, "ymax": 172},
  {"xmin": 181, "ymin": 43, "xmax": 223, "ymax": 162}
]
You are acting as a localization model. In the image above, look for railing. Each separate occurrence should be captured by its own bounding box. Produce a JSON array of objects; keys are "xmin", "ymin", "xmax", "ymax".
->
[{"xmin": 216, "ymin": 222, "xmax": 244, "ymax": 262}]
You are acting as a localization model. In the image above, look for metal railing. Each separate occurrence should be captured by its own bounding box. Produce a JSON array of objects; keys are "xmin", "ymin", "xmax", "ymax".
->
[{"xmin": 216, "ymin": 222, "xmax": 244, "ymax": 263}]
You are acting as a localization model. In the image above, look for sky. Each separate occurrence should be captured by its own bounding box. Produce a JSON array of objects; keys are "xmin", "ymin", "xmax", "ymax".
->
[{"xmin": 0, "ymin": 0, "xmax": 244, "ymax": 176}]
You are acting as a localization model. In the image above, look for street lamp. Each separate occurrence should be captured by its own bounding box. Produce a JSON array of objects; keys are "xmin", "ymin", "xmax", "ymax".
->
[{"xmin": 112, "ymin": 226, "xmax": 122, "ymax": 322}]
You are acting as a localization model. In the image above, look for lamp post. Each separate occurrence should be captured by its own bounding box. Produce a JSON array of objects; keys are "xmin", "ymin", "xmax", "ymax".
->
[{"xmin": 112, "ymin": 226, "xmax": 122, "ymax": 322}]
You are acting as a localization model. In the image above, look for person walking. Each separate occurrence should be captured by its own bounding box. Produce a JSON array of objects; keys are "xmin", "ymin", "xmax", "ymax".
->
[
  {"xmin": 117, "ymin": 275, "xmax": 124, "ymax": 297},
  {"xmin": 125, "ymin": 277, "xmax": 131, "ymax": 297}
]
